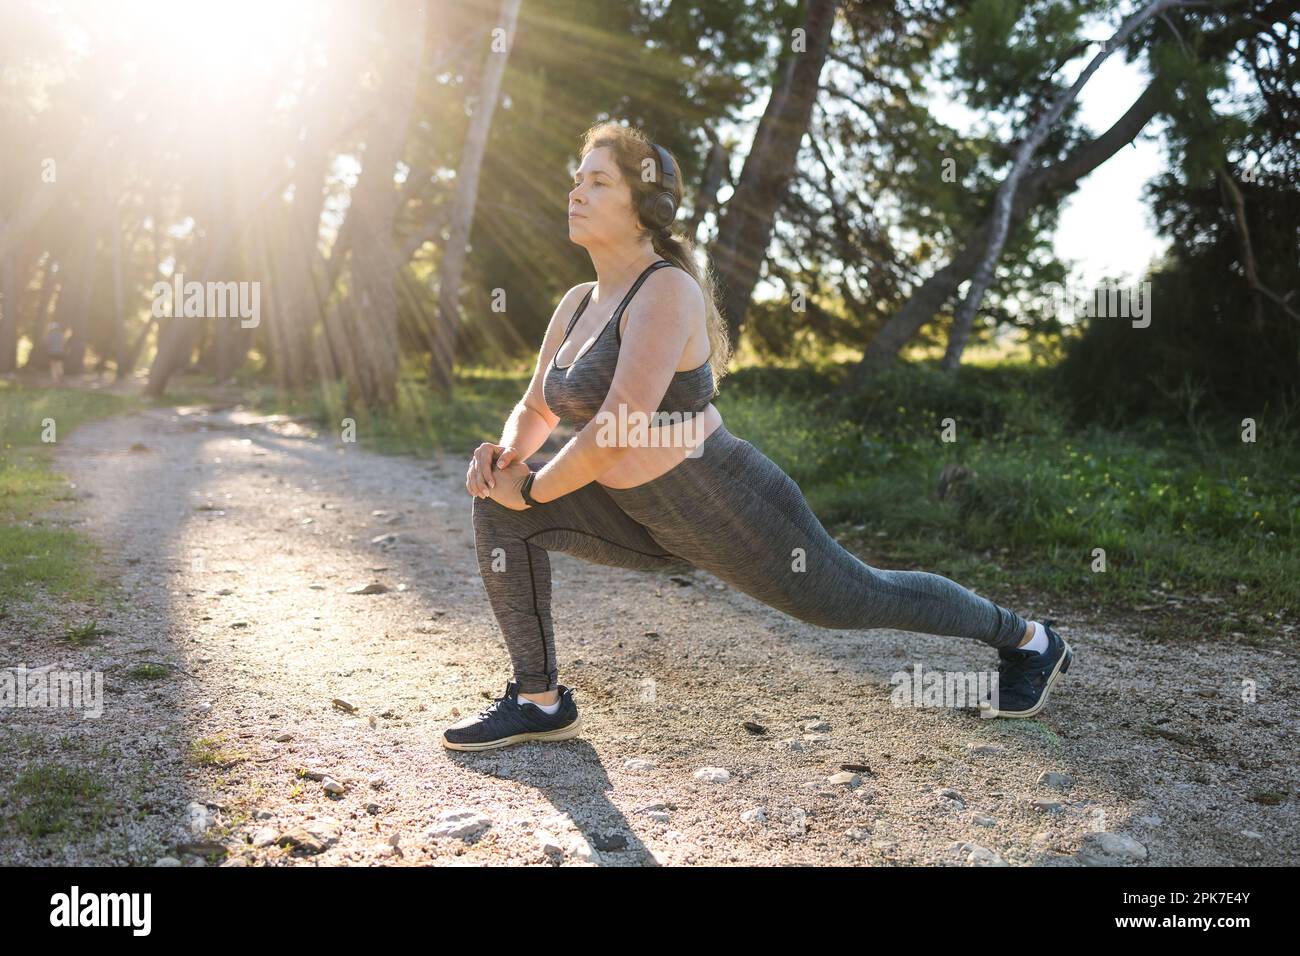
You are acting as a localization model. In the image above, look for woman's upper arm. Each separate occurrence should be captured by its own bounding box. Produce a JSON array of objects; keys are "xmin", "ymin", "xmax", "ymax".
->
[
  {"xmin": 601, "ymin": 270, "xmax": 701, "ymax": 426},
  {"xmin": 521, "ymin": 281, "xmax": 593, "ymax": 428}
]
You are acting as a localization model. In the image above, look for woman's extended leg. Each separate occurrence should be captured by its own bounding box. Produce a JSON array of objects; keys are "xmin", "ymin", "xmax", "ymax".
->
[
  {"xmin": 471, "ymin": 473, "xmax": 691, "ymax": 693},
  {"xmin": 604, "ymin": 425, "xmax": 1029, "ymax": 650}
]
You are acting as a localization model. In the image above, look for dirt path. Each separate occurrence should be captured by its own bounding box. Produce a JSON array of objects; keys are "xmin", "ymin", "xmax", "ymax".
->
[{"xmin": 3, "ymin": 404, "xmax": 1295, "ymax": 866}]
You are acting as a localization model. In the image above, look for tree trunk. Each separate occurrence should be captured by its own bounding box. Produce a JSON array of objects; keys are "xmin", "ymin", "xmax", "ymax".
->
[
  {"xmin": 687, "ymin": 127, "xmax": 729, "ymax": 242},
  {"xmin": 0, "ymin": 226, "xmax": 16, "ymax": 373},
  {"xmin": 710, "ymin": 0, "xmax": 839, "ymax": 348},
  {"xmin": 430, "ymin": 0, "xmax": 522, "ymax": 397},
  {"xmin": 340, "ymin": 0, "xmax": 427, "ymax": 407}
]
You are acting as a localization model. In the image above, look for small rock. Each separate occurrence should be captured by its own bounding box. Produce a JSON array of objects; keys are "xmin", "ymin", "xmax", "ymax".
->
[
  {"xmin": 186, "ymin": 802, "xmax": 212, "ymax": 836},
  {"xmin": 967, "ymin": 743, "xmax": 1004, "ymax": 755},
  {"xmin": 332, "ymin": 698, "xmax": 358, "ymax": 713},
  {"xmin": 1037, "ymin": 771, "xmax": 1074, "ymax": 791},
  {"xmin": 536, "ymin": 829, "xmax": 564, "ymax": 860},
  {"xmin": 803, "ymin": 719, "xmax": 830, "ymax": 732},
  {"xmin": 273, "ymin": 731, "xmax": 293, "ymax": 742},
  {"xmin": 428, "ymin": 809, "xmax": 492, "ymax": 841},
  {"xmin": 566, "ymin": 835, "xmax": 595, "ymax": 861},
  {"xmin": 154, "ymin": 857, "xmax": 182, "ymax": 867},
  {"xmin": 949, "ymin": 841, "xmax": 1008, "ymax": 866},
  {"xmin": 370, "ymin": 533, "xmax": 398, "ymax": 545},
  {"xmin": 624, "ymin": 758, "xmax": 656, "ymax": 771},
  {"xmin": 346, "ymin": 582, "xmax": 388, "ymax": 595},
  {"xmin": 786, "ymin": 808, "xmax": 808, "ymax": 837},
  {"xmin": 693, "ymin": 766, "xmax": 730, "ymax": 783},
  {"xmin": 971, "ymin": 814, "xmax": 997, "ymax": 827},
  {"xmin": 590, "ymin": 832, "xmax": 627, "ymax": 852},
  {"xmin": 1077, "ymin": 831, "xmax": 1147, "ymax": 865},
  {"xmin": 322, "ymin": 777, "xmax": 345, "ymax": 795},
  {"xmin": 251, "ymin": 827, "xmax": 279, "ymax": 848},
  {"xmin": 740, "ymin": 807, "xmax": 767, "ymax": 824},
  {"xmin": 1030, "ymin": 799, "xmax": 1064, "ymax": 814},
  {"xmin": 827, "ymin": 771, "xmax": 861, "ymax": 789},
  {"xmin": 277, "ymin": 818, "xmax": 341, "ymax": 855}
]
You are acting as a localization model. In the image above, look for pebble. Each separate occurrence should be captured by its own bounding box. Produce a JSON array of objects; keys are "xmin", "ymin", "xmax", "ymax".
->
[
  {"xmin": 693, "ymin": 767, "xmax": 730, "ymax": 783},
  {"xmin": 322, "ymin": 777, "xmax": 345, "ymax": 795},
  {"xmin": 1037, "ymin": 771, "xmax": 1074, "ymax": 791},
  {"xmin": 948, "ymin": 841, "xmax": 1008, "ymax": 866},
  {"xmin": 277, "ymin": 818, "xmax": 341, "ymax": 854},
  {"xmin": 1076, "ymin": 831, "xmax": 1148, "ymax": 865},
  {"xmin": 827, "ymin": 771, "xmax": 861, "ymax": 788},
  {"xmin": 251, "ymin": 827, "xmax": 279, "ymax": 848},
  {"xmin": 971, "ymin": 814, "xmax": 997, "ymax": 827},
  {"xmin": 624, "ymin": 758, "xmax": 656, "ymax": 771},
  {"xmin": 740, "ymin": 807, "xmax": 767, "ymax": 824},
  {"xmin": 428, "ymin": 809, "xmax": 492, "ymax": 841},
  {"xmin": 1029, "ymin": 799, "xmax": 1064, "ymax": 814}
]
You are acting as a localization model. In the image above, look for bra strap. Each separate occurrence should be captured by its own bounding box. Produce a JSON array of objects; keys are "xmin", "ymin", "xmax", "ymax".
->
[
  {"xmin": 610, "ymin": 259, "xmax": 673, "ymax": 330},
  {"xmin": 561, "ymin": 285, "xmax": 595, "ymax": 339}
]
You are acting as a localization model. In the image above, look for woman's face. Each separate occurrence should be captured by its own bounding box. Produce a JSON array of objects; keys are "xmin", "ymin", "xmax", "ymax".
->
[{"xmin": 568, "ymin": 146, "xmax": 638, "ymax": 244}]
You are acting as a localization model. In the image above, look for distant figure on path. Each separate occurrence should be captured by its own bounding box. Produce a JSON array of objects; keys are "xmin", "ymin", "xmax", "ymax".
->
[{"xmin": 46, "ymin": 322, "xmax": 66, "ymax": 384}]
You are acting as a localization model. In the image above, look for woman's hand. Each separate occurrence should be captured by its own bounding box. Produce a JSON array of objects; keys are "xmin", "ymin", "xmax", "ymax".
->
[
  {"xmin": 486, "ymin": 458, "xmax": 534, "ymax": 510},
  {"xmin": 466, "ymin": 443, "xmax": 521, "ymax": 499}
]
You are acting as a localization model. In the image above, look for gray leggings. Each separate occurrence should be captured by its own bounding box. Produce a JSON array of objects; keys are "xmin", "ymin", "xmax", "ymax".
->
[{"xmin": 471, "ymin": 424, "xmax": 1029, "ymax": 692}]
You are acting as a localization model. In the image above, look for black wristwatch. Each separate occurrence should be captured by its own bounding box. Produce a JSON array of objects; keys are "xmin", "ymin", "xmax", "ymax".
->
[{"xmin": 520, "ymin": 470, "xmax": 540, "ymax": 507}]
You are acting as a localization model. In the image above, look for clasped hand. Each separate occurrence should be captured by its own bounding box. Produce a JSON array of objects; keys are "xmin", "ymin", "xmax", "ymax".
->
[{"xmin": 464, "ymin": 442, "xmax": 533, "ymax": 510}]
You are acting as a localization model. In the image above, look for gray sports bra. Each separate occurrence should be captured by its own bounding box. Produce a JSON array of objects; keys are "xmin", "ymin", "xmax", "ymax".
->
[{"xmin": 543, "ymin": 260, "xmax": 715, "ymax": 429}]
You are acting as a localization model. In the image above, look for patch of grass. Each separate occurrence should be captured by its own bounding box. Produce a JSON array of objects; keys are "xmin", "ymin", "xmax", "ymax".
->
[
  {"xmin": 1, "ymin": 762, "xmax": 117, "ymax": 839},
  {"xmin": 126, "ymin": 662, "xmax": 170, "ymax": 680},
  {"xmin": 187, "ymin": 732, "xmax": 247, "ymax": 769},
  {"xmin": 245, "ymin": 362, "xmax": 529, "ymax": 457},
  {"xmin": 0, "ymin": 385, "xmax": 141, "ymax": 602},
  {"xmin": 62, "ymin": 620, "xmax": 113, "ymax": 646}
]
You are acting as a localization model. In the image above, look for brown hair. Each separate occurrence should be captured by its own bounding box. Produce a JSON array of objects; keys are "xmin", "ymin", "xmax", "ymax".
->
[{"xmin": 578, "ymin": 121, "xmax": 731, "ymax": 389}]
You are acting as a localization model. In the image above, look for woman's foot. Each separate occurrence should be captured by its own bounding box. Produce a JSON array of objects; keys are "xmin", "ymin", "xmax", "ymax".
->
[
  {"xmin": 442, "ymin": 680, "xmax": 582, "ymax": 751},
  {"xmin": 980, "ymin": 619, "xmax": 1073, "ymax": 718}
]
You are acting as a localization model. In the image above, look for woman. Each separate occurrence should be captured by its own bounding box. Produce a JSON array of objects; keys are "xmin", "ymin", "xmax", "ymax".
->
[{"xmin": 443, "ymin": 122, "xmax": 1072, "ymax": 751}]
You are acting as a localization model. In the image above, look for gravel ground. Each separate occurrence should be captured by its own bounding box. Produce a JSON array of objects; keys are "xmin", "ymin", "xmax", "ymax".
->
[{"xmin": 1, "ymin": 404, "xmax": 1295, "ymax": 867}]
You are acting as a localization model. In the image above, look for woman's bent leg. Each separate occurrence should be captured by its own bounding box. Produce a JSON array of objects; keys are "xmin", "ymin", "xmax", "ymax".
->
[
  {"xmin": 605, "ymin": 426, "xmax": 1029, "ymax": 651},
  {"xmin": 471, "ymin": 476, "xmax": 690, "ymax": 692}
]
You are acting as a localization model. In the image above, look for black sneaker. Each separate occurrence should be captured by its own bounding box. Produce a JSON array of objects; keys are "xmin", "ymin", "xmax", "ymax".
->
[
  {"xmin": 441, "ymin": 680, "xmax": 582, "ymax": 751},
  {"xmin": 980, "ymin": 619, "xmax": 1073, "ymax": 719}
]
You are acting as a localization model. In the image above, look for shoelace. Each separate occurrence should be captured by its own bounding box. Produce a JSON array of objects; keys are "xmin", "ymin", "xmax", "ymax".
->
[{"xmin": 474, "ymin": 695, "xmax": 514, "ymax": 722}]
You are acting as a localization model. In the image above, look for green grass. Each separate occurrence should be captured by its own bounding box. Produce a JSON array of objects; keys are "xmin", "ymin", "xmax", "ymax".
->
[
  {"xmin": 0, "ymin": 384, "xmax": 144, "ymax": 603},
  {"xmin": 2, "ymin": 761, "xmax": 117, "ymax": 839},
  {"xmin": 245, "ymin": 362, "xmax": 529, "ymax": 457},
  {"xmin": 126, "ymin": 662, "xmax": 170, "ymax": 680}
]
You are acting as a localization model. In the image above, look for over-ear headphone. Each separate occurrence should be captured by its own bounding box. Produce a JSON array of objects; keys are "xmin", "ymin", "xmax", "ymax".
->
[{"xmin": 638, "ymin": 142, "xmax": 678, "ymax": 232}]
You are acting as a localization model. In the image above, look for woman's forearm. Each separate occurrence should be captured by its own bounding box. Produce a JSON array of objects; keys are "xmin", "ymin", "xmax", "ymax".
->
[
  {"xmin": 498, "ymin": 403, "xmax": 554, "ymax": 461},
  {"xmin": 526, "ymin": 423, "xmax": 626, "ymax": 502}
]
